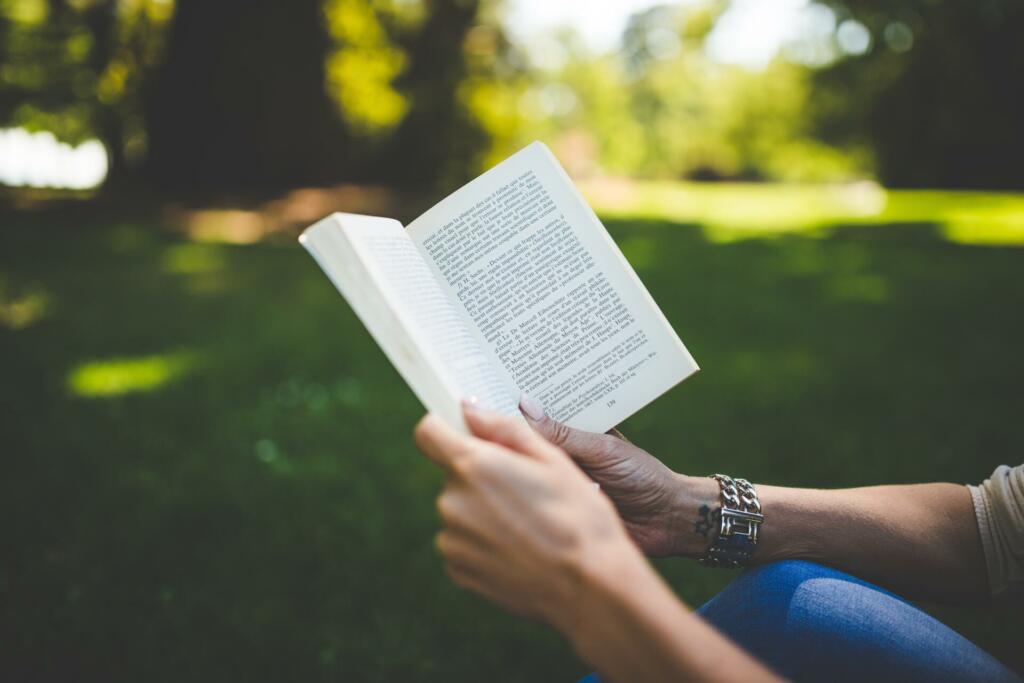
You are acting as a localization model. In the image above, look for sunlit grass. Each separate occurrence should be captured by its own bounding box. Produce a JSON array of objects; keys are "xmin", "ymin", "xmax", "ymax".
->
[
  {"xmin": 161, "ymin": 243, "xmax": 227, "ymax": 274},
  {"xmin": 0, "ymin": 287, "xmax": 50, "ymax": 329},
  {"xmin": 67, "ymin": 351, "xmax": 196, "ymax": 398},
  {"xmin": 177, "ymin": 209, "xmax": 268, "ymax": 244},
  {"xmin": 581, "ymin": 179, "xmax": 1024, "ymax": 245}
]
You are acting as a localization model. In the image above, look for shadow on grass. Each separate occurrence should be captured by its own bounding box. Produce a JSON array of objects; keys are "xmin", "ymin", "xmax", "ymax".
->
[{"xmin": 1, "ymin": 215, "xmax": 1021, "ymax": 681}]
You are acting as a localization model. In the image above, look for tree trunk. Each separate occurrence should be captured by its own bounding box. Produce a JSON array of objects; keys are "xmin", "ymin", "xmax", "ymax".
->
[
  {"xmin": 144, "ymin": 0, "xmax": 350, "ymax": 199},
  {"xmin": 385, "ymin": 0, "xmax": 483, "ymax": 188}
]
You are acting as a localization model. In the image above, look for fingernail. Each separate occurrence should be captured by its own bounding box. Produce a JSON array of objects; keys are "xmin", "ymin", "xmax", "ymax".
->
[
  {"xmin": 519, "ymin": 393, "xmax": 545, "ymax": 421},
  {"xmin": 462, "ymin": 396, "xmax": 480, "ymax": 411}
]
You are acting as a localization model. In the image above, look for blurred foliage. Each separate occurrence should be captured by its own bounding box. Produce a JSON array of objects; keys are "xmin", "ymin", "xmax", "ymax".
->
[
  {"xmin": 0, "ymin": 0, "xmax": 173, "ymax": 182},
  {"xmin": 0, "ymin": 0, "xmax": 513, "ymax": 195},
  {"xmin": 810, "ymin": 0, "xmax": 1024, "ymax": 189},
  {"xmin": 518, "ymin": 5, "xmax": 867, "ymax": 182},
  {"xmin": 0, "ymin": 0, "xmax": 1021, "ymax": 193},
  {"xmin": 515, "ymin": 0, "xmax": 1021, "ymax": 187},
  {"xmin": 324, "ymin": 0, "xmax": 413, "ymax": 135}
]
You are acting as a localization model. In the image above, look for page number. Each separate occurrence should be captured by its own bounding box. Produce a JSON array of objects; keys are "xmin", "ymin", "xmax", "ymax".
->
[{"xmin": 606, "ymin": 399, "xmax": 616, "ymax": 408}]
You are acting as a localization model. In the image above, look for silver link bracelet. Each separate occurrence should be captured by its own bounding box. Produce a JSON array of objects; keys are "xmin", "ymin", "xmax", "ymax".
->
[{"xmin": 698, "ymin": 474, "xmax": 765, "ymax": 569}]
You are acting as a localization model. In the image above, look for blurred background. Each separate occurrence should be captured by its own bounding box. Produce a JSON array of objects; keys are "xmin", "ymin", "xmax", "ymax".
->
[{"xmin": 1, "ymin": 0, "xmax": 1022, "ymax": 680}]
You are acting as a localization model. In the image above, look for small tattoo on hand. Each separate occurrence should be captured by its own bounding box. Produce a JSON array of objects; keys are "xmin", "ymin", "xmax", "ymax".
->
[{"xmin": 694, "ymin": 504, "xmax": 721, "ymax": 537}]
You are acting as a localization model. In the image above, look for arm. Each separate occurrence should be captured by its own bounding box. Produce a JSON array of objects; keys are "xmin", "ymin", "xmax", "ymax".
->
[
  {"xmin": 570, "ymin": 545, "xmax": 778, "ymax": 683},
  {"xmin": 414, "ymin": 406, "xmax": 780, "ymax": 683},
  {"xmin": 752, "ymin": 482, "xmax": 986, "ymax": 602},
  {"xmin": 520, "ymin": 398, "xmax": 988, "ymax": 604}
]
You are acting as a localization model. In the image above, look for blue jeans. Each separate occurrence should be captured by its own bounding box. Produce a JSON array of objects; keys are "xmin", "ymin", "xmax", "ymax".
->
[{"xmin": 580, "ymin": 560, "xmax": 1020, "ymax": 683}]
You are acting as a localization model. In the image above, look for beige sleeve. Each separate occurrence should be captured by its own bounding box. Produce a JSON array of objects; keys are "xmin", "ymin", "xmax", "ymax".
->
[{"xmin": 968, "ymin": 464, "xmax": 1024, "ymax": 599}]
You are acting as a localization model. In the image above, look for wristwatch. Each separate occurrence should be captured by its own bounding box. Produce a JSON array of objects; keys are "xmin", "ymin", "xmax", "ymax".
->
[{"xmin": 699, "ymin": 474, "xmax": 764, "ymax": 569}]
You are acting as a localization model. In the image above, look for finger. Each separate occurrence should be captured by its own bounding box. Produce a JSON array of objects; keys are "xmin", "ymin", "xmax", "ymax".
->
[
  {"xmin": 462, "ymin": 402, "xmax": 557, "ymax": 460},
  {"xmin": 443, "ymin": 561, "xmax": 503, "ymax": 605},
  {"xmin": 414, "ymin": 413, "xmax": 475, "ymax": 470},
  {"xmin": 442, "ymin": 557, "xmax": 531, "ymax": 619},
  {"xmin": 519, "ymin": 394, "xmax": 618, "ymax": 469},
  {"xmin": 435, "ymin": 488, "xmax": 498, "ymax": 546},
  {"xmin": 435, "ymin": 535, "xmax": 494, "ymax": 593},
  {"xmin": 435, "ymin": 528, "xmax": 499, "ymax": 570}
]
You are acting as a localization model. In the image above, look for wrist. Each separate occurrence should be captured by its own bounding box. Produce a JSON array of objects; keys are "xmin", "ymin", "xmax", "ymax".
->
[
  {"xmin": 560, "ymin": 540, "xmax": 669, "ymax": 658},
  {"xmin": 665, "ymin": 474, "xmax": 721, "ymax": 558}
]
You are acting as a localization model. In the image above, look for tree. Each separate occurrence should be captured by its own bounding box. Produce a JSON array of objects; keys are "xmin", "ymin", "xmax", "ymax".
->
[
  {"xmin": 1, "ymin": 0, "xmax": 502, "ymax": 197},
  {"xmin": 0, "ymin": 0, "xmax": 165, "ymax": 190},
  {"xmin": 811, "ymin": 0, "xmax": 1024, "ymax": 189},
  {"xmin": 144, "ymin": 0, "xmax": 351, "ymax": 197},
  {"xmin": 383, "ymin": 0, "xmax": 486, "ymax": 187}
]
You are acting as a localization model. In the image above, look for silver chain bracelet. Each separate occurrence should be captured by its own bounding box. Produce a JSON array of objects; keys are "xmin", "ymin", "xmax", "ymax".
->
[{"xmin": 698, "ymin": 474, "xmax": 764, "ymax": 569}]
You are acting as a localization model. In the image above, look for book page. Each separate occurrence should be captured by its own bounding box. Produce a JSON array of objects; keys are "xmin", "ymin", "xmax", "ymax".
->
[
  {"xmin": 300, "ymin": 214, "xmax": 518, "ymax": 430},
  {"xmin": 407, "ymin": 142, "xmax": 698, "ymax": 433}
]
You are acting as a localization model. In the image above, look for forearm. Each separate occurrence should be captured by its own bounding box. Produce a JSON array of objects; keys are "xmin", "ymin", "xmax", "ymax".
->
[
  {"xmin": 758, "ymin": 482, "xmax": 987, "ymax": 602},
  {"xmin": 566, "ymin": 549, "xmax": 780, "ymax": 683},
  {"xmin": 671, "ymin": 476, "xmax": 988, "ymax": 603}
]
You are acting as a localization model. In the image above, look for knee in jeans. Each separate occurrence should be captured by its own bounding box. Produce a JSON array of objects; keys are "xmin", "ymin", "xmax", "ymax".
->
[
  {"xmin": 700, "ymin": 560, "xmax": 847, "ymax": 635},
  {"xmin": 731, "ymin": 560, "xmax": 836, "ymax": 612},
  {"xmin": 732, "ymin": 560, "xmax": 908, "ymax": 640},
  {"xmin": 739, "ymin": 559, "xmax": 832, "ymax": 592}
]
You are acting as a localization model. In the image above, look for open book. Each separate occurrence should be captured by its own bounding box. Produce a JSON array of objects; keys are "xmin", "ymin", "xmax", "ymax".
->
[{"xmin": 299, "ymin": 142, "xmax": 697, "ymax": 433}]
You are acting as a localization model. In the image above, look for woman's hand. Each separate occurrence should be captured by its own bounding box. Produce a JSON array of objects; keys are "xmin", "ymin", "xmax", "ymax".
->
[
  {"xmin": 413, "ymin": 404, "xmax": 645, "ymax": 633},
  {"xmin": 415, "ymin": 403, "xmax": 782, "ymax": 682},
  {"xmin": 519, "ymin": 394, "xmax": 716, "ymax": 558}
]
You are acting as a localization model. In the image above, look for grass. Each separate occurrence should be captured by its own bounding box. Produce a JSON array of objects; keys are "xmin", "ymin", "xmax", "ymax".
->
[
  {"xmin": 580, "ymin": 179, "xmax": 1024, "ymax": 246},
  {"xmin": 1, "ymin": 190, "xmax": 1023, "ymax": 681}
]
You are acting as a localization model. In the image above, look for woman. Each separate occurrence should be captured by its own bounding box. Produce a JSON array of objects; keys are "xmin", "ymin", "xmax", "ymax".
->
[{"xmin": 413, "ymin": 395, "xmax": 1022, "ymax": 682}]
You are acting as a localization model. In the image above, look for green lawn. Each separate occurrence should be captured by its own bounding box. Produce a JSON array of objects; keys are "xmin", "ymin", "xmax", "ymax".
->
[{"xmin": 2, "ymin": 195, "xmax": 1023, "ymax": 680}]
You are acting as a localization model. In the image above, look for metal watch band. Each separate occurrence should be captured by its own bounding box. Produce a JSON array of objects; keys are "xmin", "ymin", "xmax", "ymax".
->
[{"xmin": 698, "ymin": 474, "xmax": 764, "ymax": 569}]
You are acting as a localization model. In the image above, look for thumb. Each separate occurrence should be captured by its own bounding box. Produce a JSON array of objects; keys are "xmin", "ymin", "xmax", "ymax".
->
[
  {"xmin": 518, "ymin": 394, "xmax": 617, "ymax": 469},
  {"xmin": 460, "ymin": 400, "xmax": 556, "ymax": 460}
]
